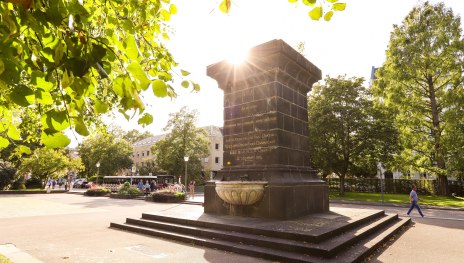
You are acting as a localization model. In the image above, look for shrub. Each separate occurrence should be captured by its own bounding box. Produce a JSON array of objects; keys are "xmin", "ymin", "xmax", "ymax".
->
[
  {"xmin": 150, "ymin": 189, "xmax": 185, "ymax": 203},
  {"xmin": 117, "ymin": 182, "xmax": 143, "ymax": 196},
  {"xmin": 25, "ymin": 177, "xmax": 43, "ymax": 189},
  {"xmin": 0, "ymin": 161, "xmax": 17, "ymax": 190},
  {"xmin": 85, "ymin": 187, "xmax": 111, "ymax": 196},
  {"xmin": 11, "ymin": 178, "xmax": 26, "ymax": 190}
]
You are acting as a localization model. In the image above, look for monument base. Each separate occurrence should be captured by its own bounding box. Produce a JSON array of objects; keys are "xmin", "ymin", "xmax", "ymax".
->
[{"xmin": 204, "ymin": 180, "xmax": 329, "ymax": 220}]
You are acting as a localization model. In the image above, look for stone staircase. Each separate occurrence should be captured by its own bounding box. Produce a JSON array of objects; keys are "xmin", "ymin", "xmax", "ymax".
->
[{"xmin": 110, "ymin": 208, "xmax": 410, "ymax": 263}]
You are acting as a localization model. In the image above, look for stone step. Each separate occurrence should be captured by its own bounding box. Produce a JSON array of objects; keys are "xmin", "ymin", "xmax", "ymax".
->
[
  {"xmin": 110, "ymin": 216, "xmax": 410, "ymax": 263},
  {"xmin": 327, "ymin": 217, "xmax": 411, "ymax": 263},
  {"xmin": 140, "ymin": 209, "xmax": 385, "ymax": 243},
  {"xmin": 122, "ymin": 213, "xmax": 398, "ymax": 257}
]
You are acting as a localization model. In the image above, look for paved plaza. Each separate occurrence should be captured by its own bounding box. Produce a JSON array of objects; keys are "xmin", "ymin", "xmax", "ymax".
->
[{"xmin": 0, "ymin": 193, "xmax": 463, "ymax": 263}]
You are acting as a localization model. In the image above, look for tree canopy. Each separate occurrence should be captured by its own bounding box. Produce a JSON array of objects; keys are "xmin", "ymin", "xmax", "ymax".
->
[
  {"xmin": 18, "ymin": 147, "xmax": 83, "ymax": 183},
  {"xmin": 0, "ymin": 0, "xmax": 198, "ymax": 153},
  {"xmin": 309, "ymin": 75, "xmax": 400, "ymax": 195},
  {"xmin": 151, "ymin": 107, "xmax": 209, "ymax": 183},
  {"xmin": 77, "ymin": 133, "xmax": 133, "ymax": 179},
  {"xmin": 0, "ymin": 0, "xmax": 346, "ymax": 157},
  {"xmin": 372, "ymin": 1, "xmax": 464, "ymax": 195}
]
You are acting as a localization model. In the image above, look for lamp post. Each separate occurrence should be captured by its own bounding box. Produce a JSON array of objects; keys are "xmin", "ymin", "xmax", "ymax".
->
[
  {"xmin": 184, "ymin": 156, "xmax": 189, "ymax": 193},
  {"xmin": 96, "ymin": 161, "xmax": 100, "ymax": 185}
]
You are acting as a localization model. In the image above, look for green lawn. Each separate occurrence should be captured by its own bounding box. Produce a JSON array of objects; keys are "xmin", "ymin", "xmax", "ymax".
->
[{"xmin": 329, "ymin": 192, "xmax": 464, "ymax": 208}]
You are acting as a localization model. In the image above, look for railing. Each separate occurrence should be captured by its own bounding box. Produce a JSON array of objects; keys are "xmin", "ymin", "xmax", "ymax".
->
[{"xmin": 324, "ymin": 178, "xmax": 464, "ymax": 195}]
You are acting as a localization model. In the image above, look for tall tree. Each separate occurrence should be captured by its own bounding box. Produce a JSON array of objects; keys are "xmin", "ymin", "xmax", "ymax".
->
[
  {"xmin": 308, "ymin": 75, "xmax": 399, "ymax": 195},
  {"xmin": 151, "ymin": 107, "xmax": 209, "ymax": 183},
  {"xmin": 77, "ymin": 133, "xmax": 133, "ymax": 179},
  {"xmin": 372, "ymin": 2, "xmax": 464, "ymax": 195},
  {"xmin": 123, "ymin": 129, "xmax": 154, "ymax": 144},
  {"xmin": 18, "ymin": 147, "xmax": 83, "ymax": 185}
]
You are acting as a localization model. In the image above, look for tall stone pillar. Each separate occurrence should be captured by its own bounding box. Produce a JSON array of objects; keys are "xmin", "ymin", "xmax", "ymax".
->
[{"xmin": 204, "ymin": 39, "xmax": 329, "ymax": 219}]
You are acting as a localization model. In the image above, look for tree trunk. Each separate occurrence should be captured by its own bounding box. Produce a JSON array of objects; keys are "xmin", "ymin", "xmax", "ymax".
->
[
  {"xmin": 437, "ymin": 174, "xmax": 449, "ymax": 196},
  {"xmin": 339, "ymin": 176, "xmax": 345, "ymax": 196}
]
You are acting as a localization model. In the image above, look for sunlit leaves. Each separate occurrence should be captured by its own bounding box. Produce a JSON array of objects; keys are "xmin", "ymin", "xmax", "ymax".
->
[
  {"xmin": 324, "ymin": 10, "xmax": 333, "ymax": 21},
  {"xmin": 94, "ymin": 100, "xmax": 108, "ymax": 114},
  {"xmin": 74, "ymin": 117, "xmax": 90, "ymax": 136},
  {"xmin": 0, "ymin": 137, "xmax": 9, "ymax": 149},
  {"xmin": 0, "ymin": 59, "xmax": 4, "ymax": 74},
  {"xmin": 138, "ymin": 113, "xmax": 154, "ymax": 126},
  {"xmin": 152, "ymin": 79, "xmax": 168, "ymax": 97},
  {"xmin": 7, "ymin": 126, "xmax": 20, "ymax": 140},
  {"xmin": 303, "ymin": 0, "xmax": 317, "ymax": 6},
  {"xmin": 41, "ymin": 132, "xmax": 71, "ymax": 148},
  {"xmin": 288, "ymin": 0, "xmax": 346, "ymax": 21},
  {"xmin": 181, "ymin": 70, "xmax": 190, "ymax": 76},
  {"xmin": 41, "ymin": 110, "xmax": 70, "ymax": 132},
  {"xmin": 333, "ymin": 3, "xmax": 346, "ymax": 11},
  {"xmin": 10, "ymin": 85, "xmax": 34, "ymax": 107},
  {"xmin": 219, "ymin": 0, "xmax": 231, "ymax": 13},
  {"xmin": 127, "ymin": 62, "xmax": 150, "ymax": 90},
  {"xmin": 124, "ymin": 35, "xmax": 139, "ymax": 60},
  {"xmin": 309, "ymin": 6, "xmax": 323, "ymax": 20}
]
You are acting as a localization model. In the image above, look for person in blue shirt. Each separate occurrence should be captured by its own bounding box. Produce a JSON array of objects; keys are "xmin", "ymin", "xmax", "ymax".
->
[{"xmin": 407, "ymin": 184, "xmax": 424, "ymax": 217}]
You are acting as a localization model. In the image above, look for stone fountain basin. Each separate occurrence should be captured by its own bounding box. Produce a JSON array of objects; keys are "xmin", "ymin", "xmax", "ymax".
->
[{"xmin": 215, "ymin": 181, "xmax": 267, "ymax": 205}]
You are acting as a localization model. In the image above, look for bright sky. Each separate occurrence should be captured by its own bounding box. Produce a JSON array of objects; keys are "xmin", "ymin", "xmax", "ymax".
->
[{"xmin": 70, "ymin": 0, "xmax": 464, "ymax": 146}]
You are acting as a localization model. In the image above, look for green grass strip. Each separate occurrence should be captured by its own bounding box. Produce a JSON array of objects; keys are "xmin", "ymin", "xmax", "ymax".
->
[{"xmin": 329, "ymin": 192, "xmax": 464, "ymax": 208}]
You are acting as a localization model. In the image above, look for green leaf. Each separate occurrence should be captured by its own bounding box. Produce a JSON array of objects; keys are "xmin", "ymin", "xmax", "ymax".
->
[
  {"xmin": 138, "ymin": 113, "xmax": 154, "ymax": 126},
  {"xmin": 333, "ymin": 3, "xmax": 346, "ymax": 11},
  {"xmin": 35, "ymin": 89, "xmax": 54, "ymax": 105},
  {"xmin": 0, "ymin": 59, "xmax": 4, "ymax": 75},
  {"xmin": 160, "ymin": 9, "xmax": 171, "ymax": 21},
  {"xmin": 94, "ymin": 100, "xmax": 108, "ymax": 113},
  {"xmin": 32, "ymin": 71, "xmax": 54, "ymax": 91},
  {"xmin": 324, "ymin": 10, "xmax": 334, "ymax": 21},
  {"xmin": 327, "ymin": 0, "xmax": 339, "ymax": 3},
  {"xmin": 169, "ymin": 4, "xmax": 177, "ymax": 14},
  {"xmin": 10, "ymin": 85, "xmax": 35, "ymax": 107},
  {"xmin": 127, "ymin": 62, "xmax": 150, "ymax": 90},
  {"xmin": 181, "ymin": 80, "xmax": 189, "ymax": 88},
  {"xmin": 309, "ymin": 6, "xmax": 323, "ymax": 20},
  {"xmin": 124, "ymin": 35, "xmax": 139, "ymax": 60},
  {"xmin": 17, "ymin": 145, "xmax": 31, "ymax": 155},
  {"xmin": 152, "ymin": 79, "xmax": 168, "ymax": 97},
  {"xmin": 288, "ymin": 0, "xmax": 298, "ymax": 3},
  {"xmin": 41, "ymin": 110, "xmax": 70, "ymax": 132},
  {"xmin": 54, "ymin": 41, "xmax": 64, "ymax": 65},
  {"xmin": 74, "ymin": 117, "xmax": 90, "ymax": 136},
  {"xmin": 0, "ymin": 137, "xmax": 9, "ymax": 150},
  {"xmin": 193, "ymin": 83, "xmax": 200, "ymax": 92},
  {"xmin": 7, "ymin": 126, "xmax": 21, "ymax": 140},
  {"xmin": 303, "ymin": 0, "xmax": 317, "ymax": 6},
  {"xmin": 41, "ymin": 132, "xmax": 71, "ymax": 148},
  {"xmin": 219, "ymin": 0, "xmax": 231, "ymax": 13},
  {"xmin": 180, "ymin": 69, "xmax": 190, "ymax": 76},
  {"xmin": 61, "ymin": 69, "xmax": 74, "ymax": 88}
]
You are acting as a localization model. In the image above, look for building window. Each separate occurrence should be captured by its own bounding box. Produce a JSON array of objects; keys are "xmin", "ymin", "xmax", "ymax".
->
[
  {"xmin": 147, "ymin": 151, "xmax": 150, "ymax": 156},
  {"xmin": 137, "ymin": 153, "xmax": 139, "ymax": 157},
  {"xmin": 142, "ymin": 152, "xmax": 145, "ymax": 156},
  {"xmin": 215, "ymin": 143, "xmax": 219, "ymax": 150},
  {"xmin": 204, "ymin": 157, "xmax": 209, "ymax": 163},
  {"xmin": 215, "ymin": 157, "xmax": 219, "ymax": 164}
]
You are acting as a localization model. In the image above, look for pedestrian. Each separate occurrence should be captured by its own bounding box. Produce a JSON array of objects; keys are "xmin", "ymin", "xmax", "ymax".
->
[
  {"xmin": 189, "ymin": 180, "xmax": 195, "ymax": 199},
  {"xmin": 137, "ymin": 180, "xmax": 144, "ymax": 191},
  {"xmin": 407, "ymin": 184, "xmax": 424, "ymax": 217},
  {"xmin": 143, "ymin": 181, "xmax": 151, "ymax": 196}
]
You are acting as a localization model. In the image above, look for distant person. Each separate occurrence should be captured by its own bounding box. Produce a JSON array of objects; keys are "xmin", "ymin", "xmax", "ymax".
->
[
  {"xmin": 189, "ymin": 181, "xmax": 195, "ymax": 199},
  {"xmin": 407, "ymin": 184, "xmax": 424, "ymax": 217},
  {"xmin": 143, "ymin": 181, "xmax": 151, "ymax": 195},
  {"xmin": 137, "ymin": 180, "xmax": 144, "ymax": 190}
]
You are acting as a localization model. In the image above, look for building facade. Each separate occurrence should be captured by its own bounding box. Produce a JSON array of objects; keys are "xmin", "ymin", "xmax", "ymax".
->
[{"xmin": 131, "ymin": 126, "xmax": 224, "ymax": 178}]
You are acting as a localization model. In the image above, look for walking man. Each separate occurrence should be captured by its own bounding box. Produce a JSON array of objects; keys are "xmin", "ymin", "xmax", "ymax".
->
[{"xmin": 407, "ymin": 184, "xmax": 424, "ymax": 217}]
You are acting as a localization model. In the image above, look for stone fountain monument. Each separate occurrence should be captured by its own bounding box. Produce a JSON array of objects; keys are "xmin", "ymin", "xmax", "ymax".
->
[{"xmin": 204, "ymin": 39, "xmax": 329, "ymax": 219}]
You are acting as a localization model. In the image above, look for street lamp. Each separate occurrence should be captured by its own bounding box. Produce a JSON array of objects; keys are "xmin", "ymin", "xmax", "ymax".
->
[
  {"xmin": 184, "ymin": 156, "xmax": 189, "ymax": 193},
  {"xmin": 96, "ymin": 161, "xmax": 100, "ymax": 185}
]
